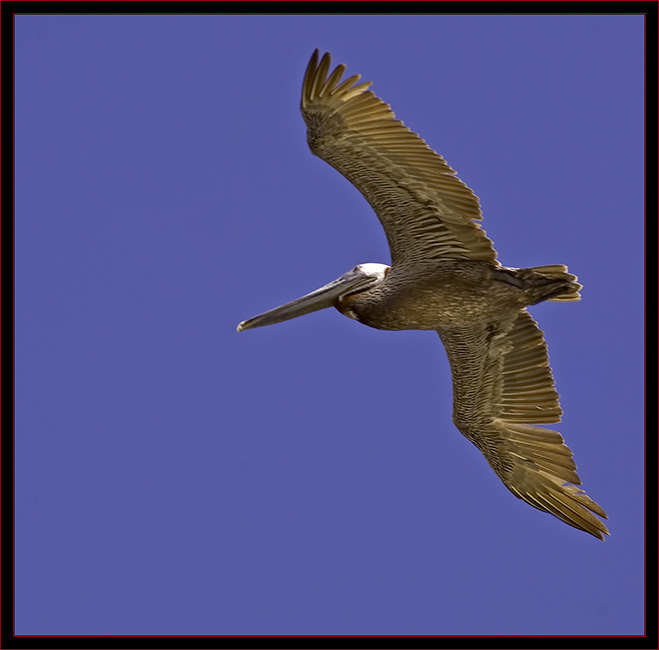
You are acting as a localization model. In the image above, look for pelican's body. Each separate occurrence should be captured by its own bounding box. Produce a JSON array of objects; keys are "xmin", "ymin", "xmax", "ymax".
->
[
  {"xmin": 339, "ymin": 261, "xmax": 539, "ymax": 330},
  {"xmin": 238, "ymin": 50, "xmax": 609, "ymax": 539}
]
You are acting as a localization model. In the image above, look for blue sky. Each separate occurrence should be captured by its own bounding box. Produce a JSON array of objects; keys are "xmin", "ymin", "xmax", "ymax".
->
[{"xmin": 15, "ymin": 14, "xmax": 644, "ymax": 636}]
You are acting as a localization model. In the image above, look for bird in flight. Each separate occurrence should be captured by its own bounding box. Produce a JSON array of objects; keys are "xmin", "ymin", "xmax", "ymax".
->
[{"xmin": 238, "ymin": 50, "xmax": 609, "ymax": 539}]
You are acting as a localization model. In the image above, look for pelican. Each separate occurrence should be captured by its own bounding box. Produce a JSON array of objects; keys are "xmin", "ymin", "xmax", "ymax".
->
[{"xmin": 238, "ymin": 50, "xmax": 609, "ymax": 540}]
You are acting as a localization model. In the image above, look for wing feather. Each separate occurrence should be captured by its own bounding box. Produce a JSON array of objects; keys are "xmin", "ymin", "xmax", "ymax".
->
[
  {"xmin": 301, "ymin": 50, "xmax": 497, "ymax": 267},
  {"xmin": 438, "ymin": 310, "xmax": 609, "ymax": 539}
]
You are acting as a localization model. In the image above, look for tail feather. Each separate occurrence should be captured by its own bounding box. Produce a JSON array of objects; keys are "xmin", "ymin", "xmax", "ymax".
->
[{"xmin": 527, "ymin": 264, "xmax": 582, "ymax": 302}]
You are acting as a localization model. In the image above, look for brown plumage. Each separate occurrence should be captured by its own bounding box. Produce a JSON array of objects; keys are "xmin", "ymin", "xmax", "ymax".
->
[{"xmin": 238, "ymin": 50, "xmax": 608, "ymax": 539}]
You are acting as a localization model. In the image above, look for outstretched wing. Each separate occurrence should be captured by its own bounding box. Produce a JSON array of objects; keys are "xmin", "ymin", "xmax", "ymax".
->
[
  {"xmin": 438, "ymin": 310, "xmax": 609, "ymax": 539},
  {"xmin": 301, "ymin": 50, "xmax": 498, "ymax": 268}
]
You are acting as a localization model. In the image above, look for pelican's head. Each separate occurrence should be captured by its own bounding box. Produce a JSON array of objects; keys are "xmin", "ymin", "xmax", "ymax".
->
[{"xmin": 237, "ymin": 263, "xmax": 390, "ymax": 332}]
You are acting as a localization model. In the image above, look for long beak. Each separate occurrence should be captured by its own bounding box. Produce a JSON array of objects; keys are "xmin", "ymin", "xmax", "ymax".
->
[{"xmin": 237, "ymin": 267, "xmax": 374, "ymax": 332}]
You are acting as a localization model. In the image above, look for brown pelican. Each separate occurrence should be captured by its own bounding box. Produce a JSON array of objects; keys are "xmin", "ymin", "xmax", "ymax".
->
[{"xmin": 238, "ymin": 50, "xmax": 609, "ymax": 540}]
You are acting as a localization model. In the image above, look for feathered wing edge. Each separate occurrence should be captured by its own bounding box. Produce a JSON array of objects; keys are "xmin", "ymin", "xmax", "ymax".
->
[{"xmin": 493, "ymin": 419, "xmax": 609, "ymax": 539}]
